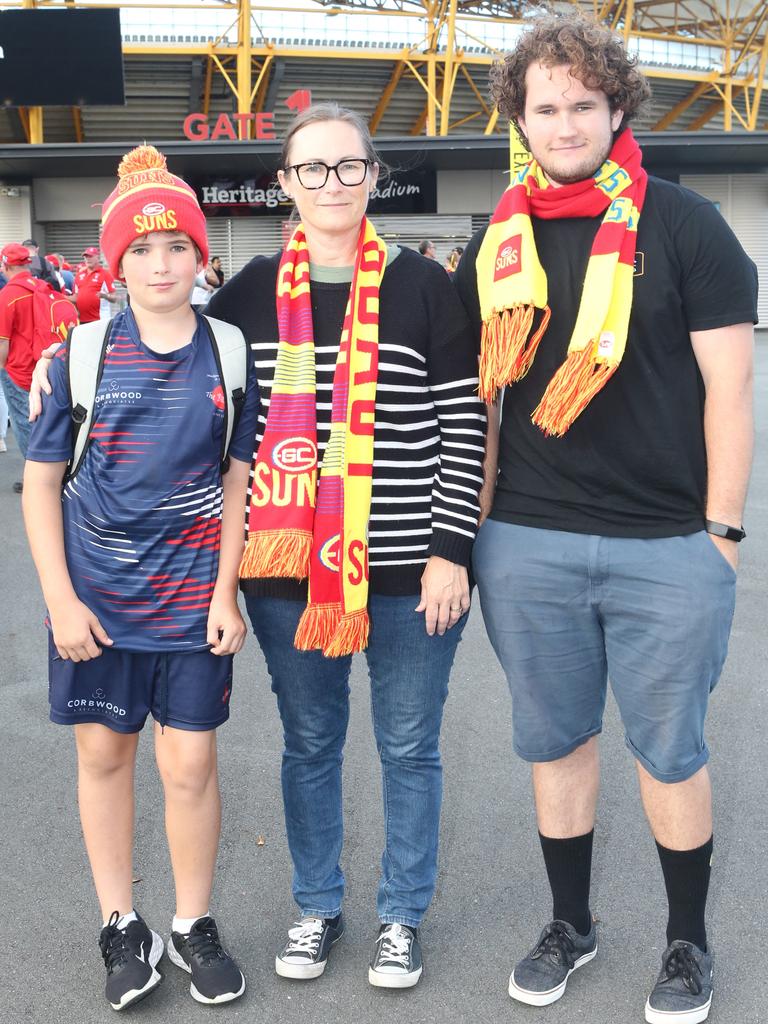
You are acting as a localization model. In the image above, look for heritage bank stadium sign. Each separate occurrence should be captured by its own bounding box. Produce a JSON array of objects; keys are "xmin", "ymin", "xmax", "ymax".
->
[{"xmin": 196, "ymin": 169, "xmax": 436, "ymax": 216}]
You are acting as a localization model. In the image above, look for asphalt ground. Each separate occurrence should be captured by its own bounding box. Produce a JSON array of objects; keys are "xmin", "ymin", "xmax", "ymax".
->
[{"xmin": 2, "ymin": 338, "xmax": 766, "ymax": 1024}]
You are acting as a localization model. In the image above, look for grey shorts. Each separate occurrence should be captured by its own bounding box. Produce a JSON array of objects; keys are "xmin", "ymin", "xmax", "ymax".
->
[{"xmin": 473, "ymin": 521, "xmax": 736, "ymax": 783}]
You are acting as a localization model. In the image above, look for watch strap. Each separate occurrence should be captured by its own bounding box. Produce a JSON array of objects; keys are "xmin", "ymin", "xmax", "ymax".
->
[{"xmin": 705, "ymin": 519, "xmax": 746, "ymax": 542}]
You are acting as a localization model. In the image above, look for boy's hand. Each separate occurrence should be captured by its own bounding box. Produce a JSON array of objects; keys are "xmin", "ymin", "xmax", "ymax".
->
[
  {"xmin": 207, "ymin": 595, "xmax": 247, "ymax": 655},
  {"xmin": 50, "ymin": 599, "xmax": 113, "ymax": 661}
]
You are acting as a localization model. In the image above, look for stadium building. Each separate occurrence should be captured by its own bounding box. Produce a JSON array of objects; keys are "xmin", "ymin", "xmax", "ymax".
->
[{"xmin": 1, "ymin": 0, "xmax": 766, "ymax": 320}]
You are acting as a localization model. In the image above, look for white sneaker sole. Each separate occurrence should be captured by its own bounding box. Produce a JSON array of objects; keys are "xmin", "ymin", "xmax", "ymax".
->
[
  {"xmin": 275, "ymin": 955, "xmax": 329, "ymax": 980},
  {"xmin": 508, "ymin": 943, "xmax": 598, "ymax": 1007},
  {"xmin": 645, "ymin": 992, "xmax": 713, "ymax": 1024},
  {"xmin": 166, "ymin": 937, "xmax": 246, "ymax": 1003},
  {"xmin": 110, "ymin": 930, "xmax": 164, "ymax": 1011},
  {"xmin": 368, "ymin": 964, "xmax": 423, "ymax": 989}
]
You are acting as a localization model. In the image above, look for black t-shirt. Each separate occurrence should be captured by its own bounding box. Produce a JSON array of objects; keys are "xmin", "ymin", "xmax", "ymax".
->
[{"xmin": 454, "ymin": 176, "xmax": 758, "ymax": 538}]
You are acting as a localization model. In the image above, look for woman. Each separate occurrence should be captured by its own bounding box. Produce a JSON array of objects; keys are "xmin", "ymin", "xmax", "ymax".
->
[{"xmin": 209, "ymin": 103, "xmax": 484, "ymax": 988}]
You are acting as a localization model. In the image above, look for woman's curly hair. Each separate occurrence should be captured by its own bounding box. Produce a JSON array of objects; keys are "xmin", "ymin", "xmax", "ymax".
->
[{"xmin": 490, "ymin": 12, "xmax": 651, "ymax": 129}]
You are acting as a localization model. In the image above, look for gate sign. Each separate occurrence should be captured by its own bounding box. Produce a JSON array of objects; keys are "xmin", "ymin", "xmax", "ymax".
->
[{"xmin": 184, "ymin": 89, "xmax": 313, "ymax": 141}]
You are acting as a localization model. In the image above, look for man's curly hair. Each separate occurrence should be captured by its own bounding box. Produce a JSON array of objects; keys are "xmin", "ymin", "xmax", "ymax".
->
[{"xmin": 490, "ymin": 12, "xmax": 651, "ymax": 130}]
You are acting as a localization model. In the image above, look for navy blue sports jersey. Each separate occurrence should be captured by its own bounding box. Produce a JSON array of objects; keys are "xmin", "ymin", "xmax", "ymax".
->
[{"xmin": 28, "ymin": 308, "xmax": 259, "ymax": 652}]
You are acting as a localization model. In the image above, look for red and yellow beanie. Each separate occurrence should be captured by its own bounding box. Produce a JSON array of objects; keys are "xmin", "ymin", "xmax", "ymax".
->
[{"xmin": 99, "ymin": 145, "xmax": 208, "ymax": 276}]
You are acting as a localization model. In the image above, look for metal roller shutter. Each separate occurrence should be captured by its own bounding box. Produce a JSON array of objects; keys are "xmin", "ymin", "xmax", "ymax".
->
[
  {"xmin": 42, "ymin": 221, "xmax": 101, "ymax": 266},
  {"xmin": 0, "ymin": 188, "xmax": 32, "ymax": 244}
]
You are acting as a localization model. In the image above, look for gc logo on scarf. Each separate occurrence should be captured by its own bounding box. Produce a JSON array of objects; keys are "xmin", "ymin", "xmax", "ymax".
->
[{"xmin": 494, "ymin": 234, "xmax": 522, "ymax": 281}]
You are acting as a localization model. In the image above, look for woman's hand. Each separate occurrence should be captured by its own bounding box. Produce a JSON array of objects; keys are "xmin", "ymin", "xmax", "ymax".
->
[
  {"xmin": 416, "ymin": 556, "xmax": 470, "ymax": 636},
  {"xmin": 28, "ymin": 343, "xmax": 61, "ymax": 421}
]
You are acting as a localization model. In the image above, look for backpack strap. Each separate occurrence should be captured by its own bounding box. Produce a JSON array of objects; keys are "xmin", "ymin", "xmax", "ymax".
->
[
  {"xmin": 65, "ymin": 319, "xmax": 113, "ymax": 483},
  {"xmin": 201, "ymin": 314, "xmax": 249, "ymax": 472}
]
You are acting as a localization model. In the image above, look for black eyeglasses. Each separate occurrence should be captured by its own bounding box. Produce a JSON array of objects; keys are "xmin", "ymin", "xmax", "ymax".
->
[{"xmin": 285, "ymin": 158, "xmax": 372, "ymax": 190}]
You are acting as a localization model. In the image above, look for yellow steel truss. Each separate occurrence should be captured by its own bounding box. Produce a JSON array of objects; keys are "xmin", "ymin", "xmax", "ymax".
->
[{"xmin": 7, "ymin": 0, "xmax": 768, "ymax": 142}]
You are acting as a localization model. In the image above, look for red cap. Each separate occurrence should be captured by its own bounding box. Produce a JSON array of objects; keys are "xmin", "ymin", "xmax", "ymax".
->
[
  {"xmin": 45, "ymin": 253, "xmax": 60, "ymax": 267},
  {"xmin": 99, "ymin": 145, "xmax": 208, "ymax": 276},
  {"xmin": 1, "ymin": 243, "xmax": 32, "ymax": 267},
  {"xmin": 82, "ymin": 246, "xmax": 100, "ymax": 257}
]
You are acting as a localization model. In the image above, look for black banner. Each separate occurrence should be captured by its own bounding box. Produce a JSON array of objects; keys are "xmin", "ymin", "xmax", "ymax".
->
[{"xmin": 196, "ymin": 168, "xmax": 436, "ymax": 217}]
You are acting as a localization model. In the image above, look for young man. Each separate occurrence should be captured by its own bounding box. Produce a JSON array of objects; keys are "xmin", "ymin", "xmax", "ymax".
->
[
  {"xmin": 0, "ymin": 243, "xmax": 44, "ymax": 492},
  {"xmin": 75, "ymin": 246, "xmax": 118, "ymax": 322},
  {"xmin": 454, "ymin": 14, "xmax": 756, "ymax": 1024},
  {"xmin": 23, "ymin": 145, "xmax": 259, "ymax": 1011}
]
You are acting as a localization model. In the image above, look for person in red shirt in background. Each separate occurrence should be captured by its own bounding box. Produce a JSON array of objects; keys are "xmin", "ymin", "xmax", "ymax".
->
[
  {"xmin": 75, "ymin": 246, "xmax": 118, "ymax": 323},
  {"xmin": 0, "ymin": 244, "xmax": 42, "ymax": 491}
]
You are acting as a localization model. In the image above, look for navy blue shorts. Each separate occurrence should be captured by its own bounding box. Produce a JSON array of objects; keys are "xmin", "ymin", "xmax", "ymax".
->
[
  {"xmin": 474, "ymin": 522, "xmax": 736, "ymax": 783},
  {"xmin": 48, "ymin": 634, "xmax": 234, "ymax": 734}
]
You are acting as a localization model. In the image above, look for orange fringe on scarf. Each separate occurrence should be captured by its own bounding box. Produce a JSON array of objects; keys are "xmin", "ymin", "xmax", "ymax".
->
[
  {"xmin": 294, "ymin": 603, "xmax": 341, "ymax": 652},
  {"xmin": 478, "ymin": 305, "xmax": 551, "ymax": 402},
  {"xmin": 238, "ymin": 530, "xmax": 312, "ymax": 580},
  {"xmin": 294, "ymin": 605, "xmax": 370, "ymax": 657},
  {"xmin": 531, "ymin": 343, "xmax": 618, "ymax": 437}
]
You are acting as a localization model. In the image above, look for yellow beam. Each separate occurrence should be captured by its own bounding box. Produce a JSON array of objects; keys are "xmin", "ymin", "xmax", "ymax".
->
[
  {"xmin": 749, "ymin": 21, "xmax": 768, "ymax": 128},
  {"xmin": 369, "ymin": 61, "xmax": 406, "ymax": 134},
  {"xmin": 460, "ymin": 64, "xmax": 491, "ymax": 118},
  {"xmin": 249, "ymin": 54, "xmax": 273, "ymax": 107},
  {"xmin": 72, "ymin": 106, "xmax": 83, "ymax": 144},
  {"xmin": 203, "ymin": 56, "xmax": 213, "ymax": 118},
  {"xmin": 18, "ymin": 108, "xmax": 31, "ymax": 144},
  {"xmin": 410, "ymin": 102, "xmax": 428, "ymax": 137},
  {"xmin": 426, "ymin": 5, "xmax": 438, "ymax": 136},
  {"xmin": 439, "ymin": 0, "xmax": 458, "ymax": 136},
  {"xmin": 652, "ymin": 82, "xmax": 711, "ymax": 129},
  {"xmin": 236, "ymin": 0, "xmax": 252, "ymax": 134},
  {"xmin": 404, "ymin": 60, "xmax": 443, "ymax": 113},
  {"xmin": 687, "ymin": 99, "xmax": 725, "ymax": 131},
  {"xmin": 484, "ymin": 107, "xmax": 500, "ymax": 135},
  {"xmin": 22, "ymin": 0, "xmax": 43, "ymax": 141},
  {"xmin": 448, "ymin": 109, "xmax": 483, "ymax": 130}
]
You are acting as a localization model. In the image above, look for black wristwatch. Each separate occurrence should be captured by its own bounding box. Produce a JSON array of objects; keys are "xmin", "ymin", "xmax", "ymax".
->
[{"xmin": 705, "ymin": 520, "xmax": 746, "ymax": 542}]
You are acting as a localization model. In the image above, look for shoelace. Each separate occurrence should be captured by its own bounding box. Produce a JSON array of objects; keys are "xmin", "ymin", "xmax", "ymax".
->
[
  {"xmin": 186, "ymin": 917, "xmax": 226, "ymax": 965},
  {"xmin": 530, "ymin": 922, "xmax": 577, "ymax": 970},
  {"xmin": 99, "ymin": 911, "xmax": 129, "ymax": 974},
  {"xmin": 285, "ymin": 918, "xmax": 325, "ymax": 956},
  {"xmin": 376, "ymin": 925, "xmax": 412, "ymax": 968},
  {"xmin": 661, "ymin": 946, "xmax": 703, "ymax": 995}
]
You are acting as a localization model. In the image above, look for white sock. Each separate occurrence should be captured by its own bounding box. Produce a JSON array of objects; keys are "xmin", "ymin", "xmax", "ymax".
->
[
  {"xmin": 104, "ymin": 910, "xmax": 137, "ymax": 929},
  {"xmin": 173, "ymin": 911, "xmax": 209, "ymax": 935}
]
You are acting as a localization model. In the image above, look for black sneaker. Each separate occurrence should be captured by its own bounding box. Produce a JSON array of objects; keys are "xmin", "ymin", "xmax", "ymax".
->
[
  {"xmin": 98, "ymin": 911, "xmax": 164, "ymax": 1011},
  {"xmin": 275, "ymin": 915, "xmax": 344, "ymax": 979},
  {"xmin": 369, "ymin": 923, "xmax": 423, "ymax": 989},
  {"xmin": 167, "ymin": 916, "xmax": 245, "ymax": 1004},
  {"xmin": 645, "ymin": 940, "xmax": 714, "ymax": 1024},
  {"xmin": 509, "ymin": 919, "xmax": 597, "ymax": 1006}
]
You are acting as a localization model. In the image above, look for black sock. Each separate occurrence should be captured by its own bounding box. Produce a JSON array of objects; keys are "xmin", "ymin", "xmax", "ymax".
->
[
  {"xmin": 656, "ymin": 836, "xmax": 712, "ymax": 951},
  {"xmin": 539, "ymin": 830, "xmax": 594, "ymax": 936}
]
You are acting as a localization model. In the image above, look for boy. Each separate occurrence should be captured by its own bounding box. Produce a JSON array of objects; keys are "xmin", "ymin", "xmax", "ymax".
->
[{"xmin": 23, "ymin": 145, "xmax": 259, "ymax": 1011}]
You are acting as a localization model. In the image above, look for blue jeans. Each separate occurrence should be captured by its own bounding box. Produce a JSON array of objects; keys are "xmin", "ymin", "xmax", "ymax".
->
[
  {"xmin": 0, "ymin": 370, "xmax": 31, "ymax": 458},
  {"xmin": 245, "ymin": 593, "xmax": 467, "ymax": 927}
]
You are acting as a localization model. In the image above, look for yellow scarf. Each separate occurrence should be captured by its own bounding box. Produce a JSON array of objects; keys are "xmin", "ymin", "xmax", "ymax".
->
[{"xmin": 477, "ymin": 128, "xmax": 647, "ymax": 436}]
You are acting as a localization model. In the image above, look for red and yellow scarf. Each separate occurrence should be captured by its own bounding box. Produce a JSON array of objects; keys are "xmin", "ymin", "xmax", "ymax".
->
[
  {"xmin": 239, "ymin": 219, "xmax": 387, "ymax": 657},
  {"xmin": 477, "ymin": 128, "xmax": 647, "ymax": 436}
]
